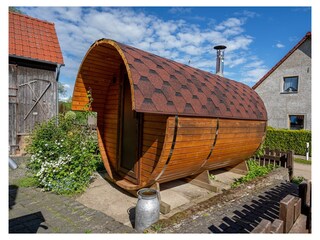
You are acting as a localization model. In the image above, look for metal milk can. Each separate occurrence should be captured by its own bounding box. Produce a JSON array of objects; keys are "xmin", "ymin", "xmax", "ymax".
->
[{"xmin": 135, "ymin": 188, "xmax": 160, "ymax": 232}]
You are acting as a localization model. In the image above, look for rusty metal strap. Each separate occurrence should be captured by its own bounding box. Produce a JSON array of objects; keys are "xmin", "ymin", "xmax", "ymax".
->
[{"xmin": 155, "ymin": 115, "xmax": 179, "ymax": 181}]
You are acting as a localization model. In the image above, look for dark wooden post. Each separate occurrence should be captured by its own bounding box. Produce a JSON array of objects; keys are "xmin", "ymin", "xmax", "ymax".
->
[{"xmin": 286, "ymin": 150, "xmax": 294, "ymax": 180}]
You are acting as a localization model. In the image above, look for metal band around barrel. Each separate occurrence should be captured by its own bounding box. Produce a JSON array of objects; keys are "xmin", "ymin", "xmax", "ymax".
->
[
  {"xmin": 155, "ymin": 115, "xmax": 179, "ymax": 181},
  {"xmin": 197, "ymin": 118, "xmax": 220, "ymax": 171}
]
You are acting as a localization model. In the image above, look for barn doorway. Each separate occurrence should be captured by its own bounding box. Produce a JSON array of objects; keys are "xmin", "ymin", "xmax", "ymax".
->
[{"xmin": 118, "ymin": 73, "xmax": 141, "ymax": 184}]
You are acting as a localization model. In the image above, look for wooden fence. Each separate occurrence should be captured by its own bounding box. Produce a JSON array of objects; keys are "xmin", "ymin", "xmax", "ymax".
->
[
  {"xmin": 251, "ymin": 180, "xmax": 311, "ymax": 233},
  {"xmin": 251, "ymin": 148, "xmax": 294, "ymax": 180}
]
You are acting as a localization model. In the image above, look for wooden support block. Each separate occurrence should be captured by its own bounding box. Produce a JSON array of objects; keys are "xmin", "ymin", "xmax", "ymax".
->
[
  {"xmin": 279, "ymin": 194, "xmax": 295, "ymax": 233},
  {"xmin": 225, "ymin": 161, "xmax": 248, "ymax": 175},
  {"xmin": 251, "ymin": 219, "xmax": 271, "ymax": 233},
  {"xmin": 293, "ymin": 197, "xmax": 301, "ymax": 222},
  {"xmin": 160, "ymin": 200, "xmax": 171, "ymax": 214},
  {"xmin": 184, "ymin": 171, "xmax": 220, "ymax": 192},
  {"xmin": 271, "ymin": 219, "xmax": 284, "ymax": 233}
]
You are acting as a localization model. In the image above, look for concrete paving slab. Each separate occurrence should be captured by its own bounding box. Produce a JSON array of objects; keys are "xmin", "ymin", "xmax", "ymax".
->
[
  {"xmin": 210, "ymin": 169, "xmax": 244, "ymax": 185},
  {"xmin": 76, "ymin": 171, "xmax": 240, "ymax": 226},
  {"xmin": 76, "ymin": 172, "xmax": 137, "ymax": 226}
]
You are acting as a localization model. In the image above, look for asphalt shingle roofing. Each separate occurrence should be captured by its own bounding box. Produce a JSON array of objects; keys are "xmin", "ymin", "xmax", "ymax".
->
[
  {"xmin": 105, "ymin": 40, "xmax": 267, "ymax": 120},
  {"xmin": 9, "ymin": 11, "xmax": 64, "ymax": 65}
]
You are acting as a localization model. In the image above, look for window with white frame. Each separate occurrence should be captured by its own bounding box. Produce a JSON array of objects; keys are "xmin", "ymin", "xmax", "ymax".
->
[{"xmin": 283, "ymin": 76, "xmax": 298, "ymax": 93}]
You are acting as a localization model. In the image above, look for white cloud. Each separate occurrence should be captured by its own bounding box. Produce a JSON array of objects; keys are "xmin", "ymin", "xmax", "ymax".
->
[
  {"xmin": 276, "ymin": 43, "xmax": 285, "ymax": 48},
  {"xmin": 63, "ymin": 83, "xmax": 71, "ymax": 89},
  {"xmin": 168, "ymin": 7, "xmax": 192, "ymax": 15},
  {"xmin": 20, "ymin": 7, "xmax": 266, "ymax": 93}
]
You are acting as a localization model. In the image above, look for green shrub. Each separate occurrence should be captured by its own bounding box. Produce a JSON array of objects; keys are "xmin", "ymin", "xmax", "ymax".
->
[
  {"xmin": 263, "ymin": 127, "xmax": 311, "ymax": 156},
  {"xmin": 291, "ymin": 176, "xmax": 305, "ymax": 185},
  {"xmin": 231, "ymin": 159, "xmax": 275, "ymax": 188},
  {"xmin": 26, "ymin": 113, "xmax": 101, "ymax": 195}
]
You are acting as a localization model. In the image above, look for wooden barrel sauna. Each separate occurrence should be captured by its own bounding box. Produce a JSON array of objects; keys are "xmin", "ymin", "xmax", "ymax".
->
[{"xmin": 72, "ymin": 39, "xmax": 267, "ymax": 191}]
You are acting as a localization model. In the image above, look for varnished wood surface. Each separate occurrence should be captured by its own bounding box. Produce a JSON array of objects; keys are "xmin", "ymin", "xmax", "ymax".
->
[{"xmin": 71, "ymin": 39, "xmax": 267, "ymax": 191}]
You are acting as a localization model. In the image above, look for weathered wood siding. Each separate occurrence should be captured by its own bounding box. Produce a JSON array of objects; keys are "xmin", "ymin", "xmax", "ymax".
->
[{"xmin": 9, "ymin": 62, "xmax": 57, "ymax": 155}]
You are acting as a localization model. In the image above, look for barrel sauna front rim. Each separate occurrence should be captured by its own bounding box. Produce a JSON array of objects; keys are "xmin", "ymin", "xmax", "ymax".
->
[{"xmin": 72, "ymin": 39, "xmax": 267, "ymax": 191}]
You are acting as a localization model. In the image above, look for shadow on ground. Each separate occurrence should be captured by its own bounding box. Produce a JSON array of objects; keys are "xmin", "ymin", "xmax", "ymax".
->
[
  {"xmin": 208, "ymin": 182, "xmax": 298, "ymax": 233},
  {"xmin": 9, "ymin": 185, "xmax": 18, "ymax": 209},
  {"xmin": 9, "ymin": 185, "xmax": 47, "ymax": 233},
  {"xmin": 9, "ymin": 211, "xmax": 47, "ymax": 233}
]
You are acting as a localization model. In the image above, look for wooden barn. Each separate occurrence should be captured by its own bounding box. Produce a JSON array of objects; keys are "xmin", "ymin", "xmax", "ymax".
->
[
  {"xmin": 9, "ymin": 12, "xmax": 64, "ymax": 155},
  {"xmin": 72, "ymin": 39, "xmax": 267, "ymax": 191}
]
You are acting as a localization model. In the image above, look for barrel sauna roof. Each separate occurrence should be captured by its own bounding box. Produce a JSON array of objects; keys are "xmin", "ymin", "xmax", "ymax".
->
[{"xmin": 77, "ymin": 39, "xmax": 267, "ymax": 121}]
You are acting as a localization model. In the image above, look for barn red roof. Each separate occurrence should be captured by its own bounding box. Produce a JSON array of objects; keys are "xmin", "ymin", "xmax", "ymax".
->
[
  {"xmin": 74, "ymin": 39, "xmax": 267, "ymax": 121},
  {"xmin": 9, "ymin": 11, "xmax": 64, "ymax": 65},
  {"xmin": 252, "ymin": 32, "xmax": 311, "ymax": 90}
]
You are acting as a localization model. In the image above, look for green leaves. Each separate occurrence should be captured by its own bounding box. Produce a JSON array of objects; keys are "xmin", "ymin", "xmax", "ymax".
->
[
  {"xmin": 26, "ymin": 113, "xmax": 101, "ymax": 195},
  {"xmin": 231, "ymin": 160, "xmax": 275, "ymax": 188},
  {"xmin": 264, "ymin": 127, "xmax": 311, "ymax": 156}
]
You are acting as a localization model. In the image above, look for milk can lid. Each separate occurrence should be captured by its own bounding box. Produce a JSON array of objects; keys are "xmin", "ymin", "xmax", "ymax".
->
[{"xmin": 137, "ymin": 188, "xmax": 158, "ymax": 200}]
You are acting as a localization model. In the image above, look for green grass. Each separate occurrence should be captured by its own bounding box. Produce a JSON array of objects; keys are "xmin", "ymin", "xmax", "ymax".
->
[
  {"xmin": 16, "ymin": 176, "xmax": 38, "ymax": 188},
  {"xmin": 294, "ymin": 158, "xmax": 312, "ymax": 165}
]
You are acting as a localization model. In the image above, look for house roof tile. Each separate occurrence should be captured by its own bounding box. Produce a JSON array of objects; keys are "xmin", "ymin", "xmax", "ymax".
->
[{"xmin": 9, "ymin": 11, "xmax": 64, "ymax": 65}]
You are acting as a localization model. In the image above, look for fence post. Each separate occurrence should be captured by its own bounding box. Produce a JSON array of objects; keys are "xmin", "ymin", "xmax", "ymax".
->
[
  {"xmin": 279, "ymin": 194, "xmax": 295, "ymax": 233},
  {"xmin": 287, "ymin": 150, "xmax": 294, "ymax": 180},
  {"xmin": 251, "ymin": 219, "xmax": 271, "ymax": 233}
]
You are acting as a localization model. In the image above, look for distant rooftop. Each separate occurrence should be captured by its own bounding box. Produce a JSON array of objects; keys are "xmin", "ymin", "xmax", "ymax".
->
[{"xmin": 9, "ymin": 11, "xmax": 64, "ymax": 65}]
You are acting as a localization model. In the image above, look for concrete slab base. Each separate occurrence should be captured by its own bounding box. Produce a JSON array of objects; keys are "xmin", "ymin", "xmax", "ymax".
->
[{"xmin": 76, "ymin": 169, "xmax": 244, "ymax": 227}]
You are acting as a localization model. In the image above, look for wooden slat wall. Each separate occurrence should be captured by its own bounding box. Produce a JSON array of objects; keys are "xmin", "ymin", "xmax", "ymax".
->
[
  {"xmin": 140, "ymin": 114, "xmax": 168, "ymax": 183},
  {"xmin": 158, "ymin": 117, "xmax": 265, "ymax": 183},
  {"xmin": 72, "ymin": 43, "xmax": 123, "ymax": 177},
  {"xmin": 158, "ymin": 117, "xmax": 217, "ymax": 183},
  {"xmin": 102, "ymin": 75, "xmax": 120, "ymax": 170},
  {"xmin": 15, "ymin": 65, "xmax": 57, "ymax": 135},
  {"xmin": 9, "ymin": 64, "xmax": 18, "ymax": 154},
  {"xmin": 204, "ymin": 119, "xmax": 265, "ymax": 170}
]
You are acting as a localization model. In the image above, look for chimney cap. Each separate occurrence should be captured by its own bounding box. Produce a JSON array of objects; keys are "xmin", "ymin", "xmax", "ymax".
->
[{"xmin": 214, "ymin": 45, "xmax": 227, "ymax": 50}]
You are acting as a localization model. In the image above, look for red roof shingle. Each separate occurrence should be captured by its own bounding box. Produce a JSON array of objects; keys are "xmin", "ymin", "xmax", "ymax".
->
[
  {"xmin": 9, "ymin": 11, "xmax": 64, "ymax": 65},
  {"xmin": 113, "ymin": 40, "xmax": 267, "ymax": 120}
]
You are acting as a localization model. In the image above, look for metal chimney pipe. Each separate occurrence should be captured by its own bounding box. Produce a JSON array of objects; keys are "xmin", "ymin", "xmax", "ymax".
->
[{"xmin": 214, "ymin": 45, "xmax": 227, "ymax": 77}]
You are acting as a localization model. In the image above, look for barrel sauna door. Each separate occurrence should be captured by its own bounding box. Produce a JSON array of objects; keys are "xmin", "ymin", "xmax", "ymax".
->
[{"xmin": 118, "ymin": 74, "xmax": 140, "ymax": 184}]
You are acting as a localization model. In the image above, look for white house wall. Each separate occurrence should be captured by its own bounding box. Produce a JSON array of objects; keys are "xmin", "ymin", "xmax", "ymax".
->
[{"xmin": 254, "ymin": 39, "xmax": 311, "ymax": 130}]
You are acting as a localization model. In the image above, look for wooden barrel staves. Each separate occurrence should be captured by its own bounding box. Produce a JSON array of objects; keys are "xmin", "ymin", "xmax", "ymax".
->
[{"xmin": 72, "ymin": 39, "xmax": 267, "ymax": 191}]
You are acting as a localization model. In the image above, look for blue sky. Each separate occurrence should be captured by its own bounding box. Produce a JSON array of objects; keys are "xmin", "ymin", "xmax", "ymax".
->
[{"xmin": 18, "ymin": 6, "xmax": 311, "ymax": 100}]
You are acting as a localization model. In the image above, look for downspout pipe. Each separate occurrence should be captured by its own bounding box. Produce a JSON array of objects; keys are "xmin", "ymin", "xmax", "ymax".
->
[{"xmin": 55, "ymin": 64, "xmax": 63, "ymax": 124}]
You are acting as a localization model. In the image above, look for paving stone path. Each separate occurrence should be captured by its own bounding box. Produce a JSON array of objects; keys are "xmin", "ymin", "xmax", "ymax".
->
[
  {"xmin": 9, "ymin": 157, "xmax": 136, "ymax": 233},
  {"xmin": 153, "ymin": 181, "xmax": 298, "ymax": 233},
  {"xmin": 9, "ymin": 186, "xmax": 136, "ymax": 233}
]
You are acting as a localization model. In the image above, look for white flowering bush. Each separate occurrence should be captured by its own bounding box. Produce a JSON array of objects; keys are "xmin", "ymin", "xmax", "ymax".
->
[{"xmin": 26, "ymin": 113, "xmax": 101, "ymax": 195}]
